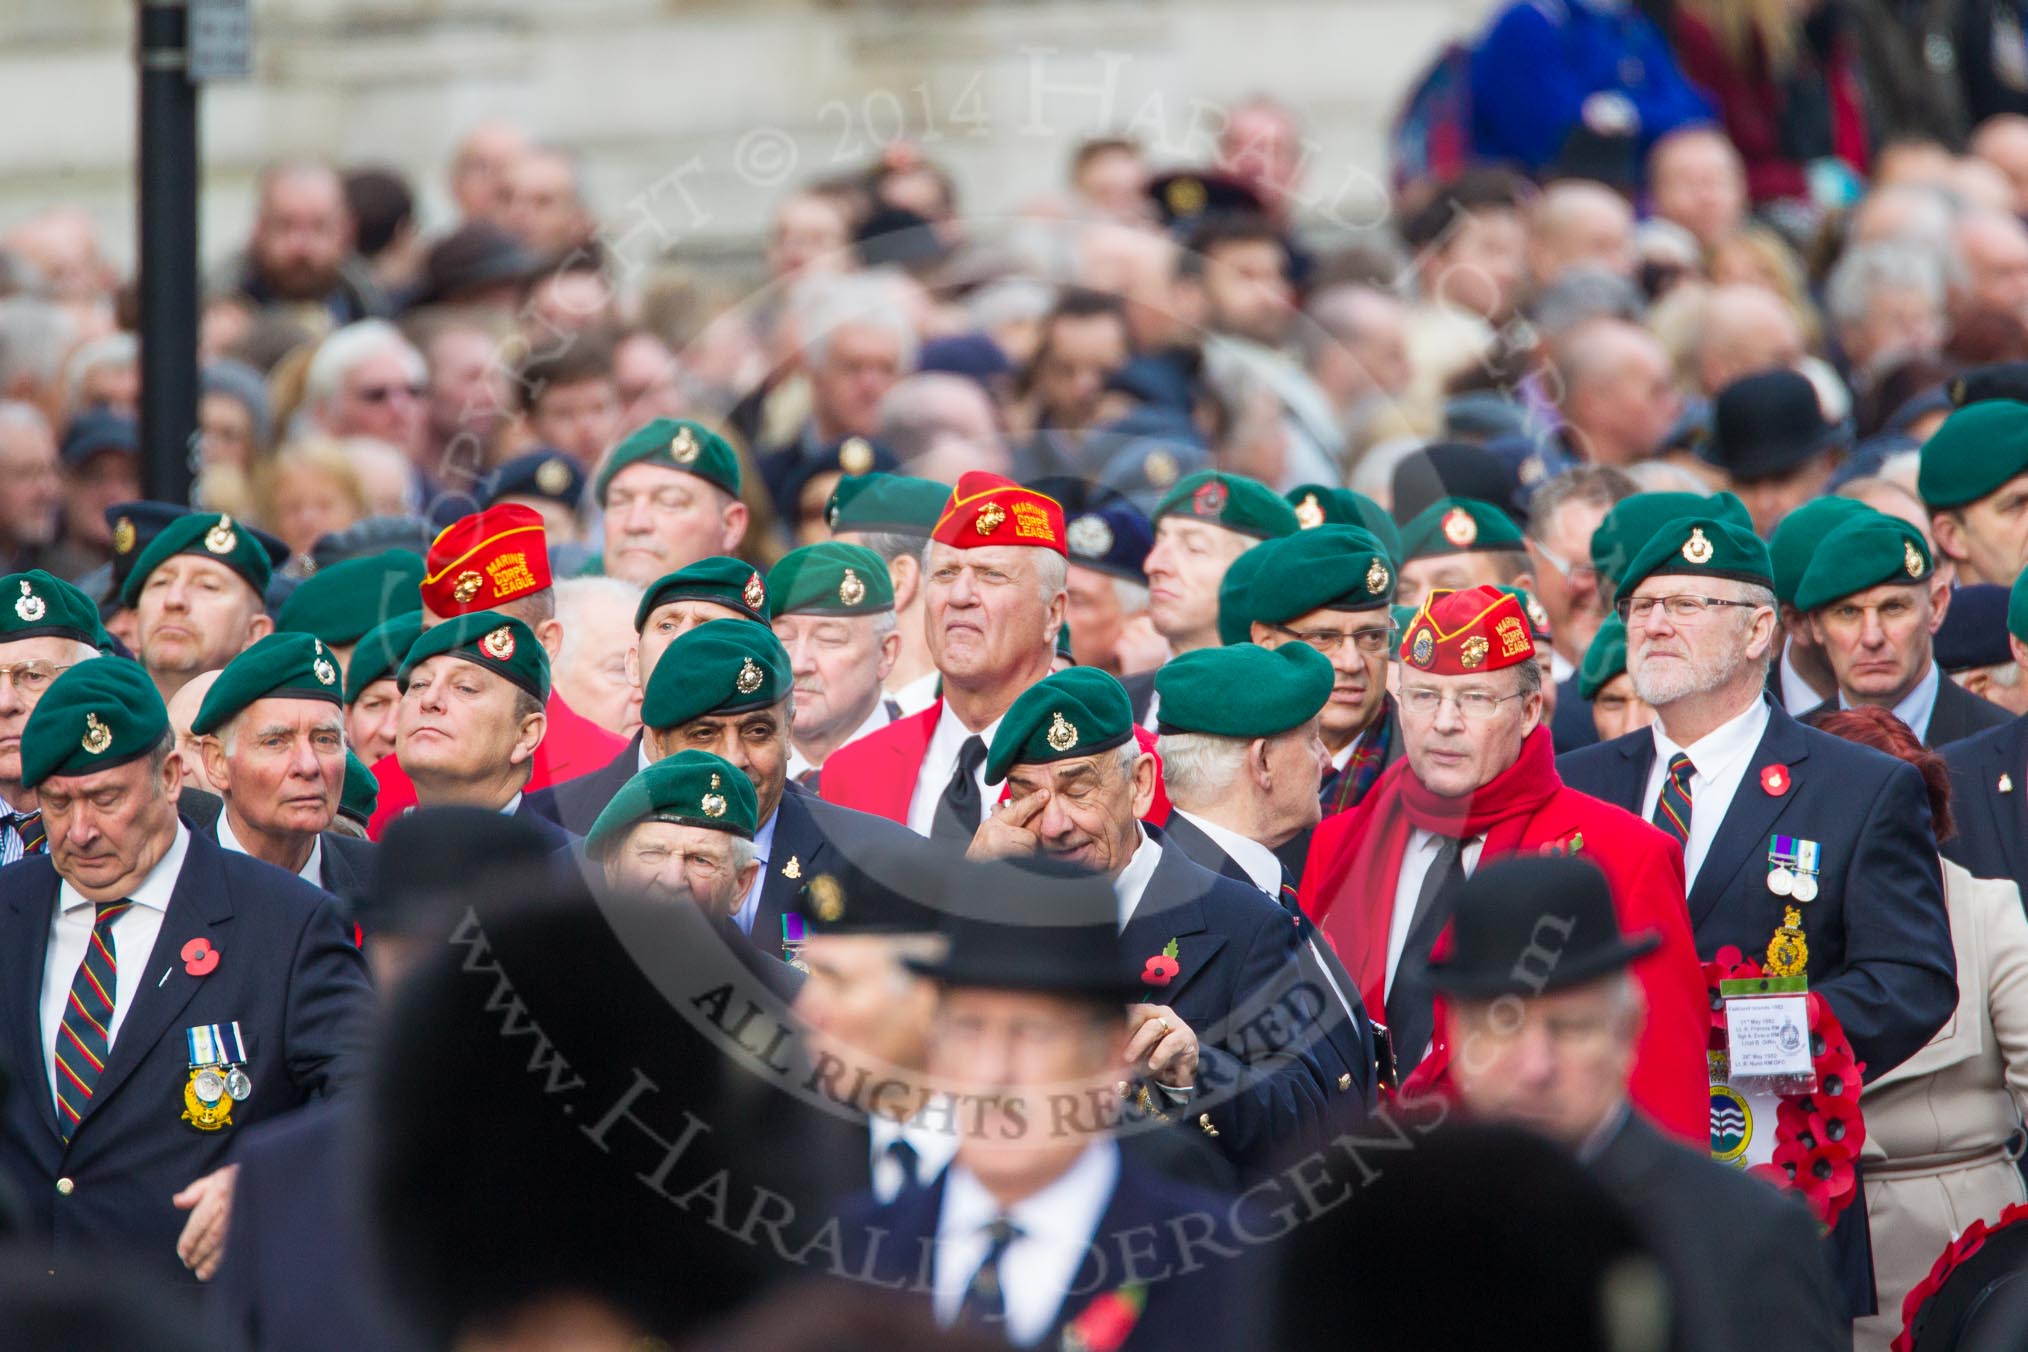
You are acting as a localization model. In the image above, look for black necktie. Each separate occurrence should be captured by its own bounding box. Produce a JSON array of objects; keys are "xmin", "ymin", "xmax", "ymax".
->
[
  {"xmin": 931, "ymin": 735, "xmax": 988, "ymax": 843},
  {"xmin": 884, "ymin": 1136, "xmax": 921, "ymax": 1193},
  {"xmin": 1386, "ymin": 835, "xmax": 1470, "ymax": 1069},
  {"xmin": 957, "ymin": 1215, "xmax": 1023, "ymax": 1328}
]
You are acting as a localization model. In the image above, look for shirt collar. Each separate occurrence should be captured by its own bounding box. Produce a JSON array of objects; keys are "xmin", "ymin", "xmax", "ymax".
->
[
  {"xmin": 930, "ymin": 699, "xmax": 1004, "ymax": 758},
  {"xmin": 789, "ymin": 701, "xmax": 894, "ymax": 780},
  {"xmin": 940, "ymin": 1138, "xmax": 1120, "ymax": 1252},
  {"xmin": 61, "ymin": 821, "xmax": 190, "ymax": 916},
  {"xmin": 1112, "ymin": 826, "xmax": 1163, "ymax": 928},
  {"xmin": 1841, "ymin": 657, "xmax": 1940, "ymax": 739},
  {"xmin": 1650, "ymin": 694, "xmax": 1770, "ymax": 777},
  {"xmin": 1174, "ymin": 810, "xmax": 1282, "ymax": 894},
  {"xmin": 215, "ymin": 809, "xmax": 324, "ymax": 884},
  {"xmin": 751, "ymin": 800, "xmax": 780, "ymax": 865},
  {"xmin": 500, "ymin": 791, "xmax": 524, "ymax": 816},
  {"xmin": 869, "ymin": 1108, "xmax": 961, "ymax": 1179}
]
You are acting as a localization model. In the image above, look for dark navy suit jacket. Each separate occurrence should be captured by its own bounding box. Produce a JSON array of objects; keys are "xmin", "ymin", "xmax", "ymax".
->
[
  {"xmin": 1800, "ymin": 673, "xmax": 2012, "ymax": 750},
  {"xmin": 1558, "ymin": 698, "xmax": 1955, "ymax": 1080},
  {"xmin": 1155, "ymin": 815, "xmax": 1378, "ymax": 1108},
  {"xmin": 1942, "ymin": 714, "xmax": 2028, "ymax": 888},
  {"xmin": 524, "ymin": 733, "xmax": 640, "ymax": 837},
  {"xmin": 851, "ymin": 1150, "xmax": 1245, "ymax": 1350},
  {"xmin": 0, "ymin": 830, "xmax": 373, "ymax": 1284}
]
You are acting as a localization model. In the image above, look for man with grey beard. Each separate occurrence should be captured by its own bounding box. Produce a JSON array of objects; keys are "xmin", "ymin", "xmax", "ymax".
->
[{"xmin": 1558, "ymin": 513, "xmax": 1954, "ymax": 1322}]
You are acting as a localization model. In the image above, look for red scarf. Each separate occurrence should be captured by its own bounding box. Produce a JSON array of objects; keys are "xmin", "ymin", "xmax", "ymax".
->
[{"xmin": 1307, "ymin": 726, "xmax": 1563, "ymax": 1015}]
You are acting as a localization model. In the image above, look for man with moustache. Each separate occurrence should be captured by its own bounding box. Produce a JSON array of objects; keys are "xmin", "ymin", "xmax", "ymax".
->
[{"xmin": 0, "ymin": 571, "xmax": 103, "ymax": 865}]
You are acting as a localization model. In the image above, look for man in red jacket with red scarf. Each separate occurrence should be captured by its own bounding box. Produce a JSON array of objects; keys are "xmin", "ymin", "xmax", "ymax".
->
[
  {"xmin": 364, "ymin": 503, "xmax": 625, "ymax": 837},
  {"xmin": 1298, "ymin": 584, "xmax": 1708, "ymax": 1142}
]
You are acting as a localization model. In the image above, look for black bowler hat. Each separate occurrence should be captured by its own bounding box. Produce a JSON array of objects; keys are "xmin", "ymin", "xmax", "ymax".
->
[
  {"xmin": 1391, "ymin": 441, "xmax": 1523, "ymax": 524},
  {"xmin": 1934, "ymin": 583, "xmax": 2013, "ymax": 671},
  {"xmin": 1950, "ymin": 360, "xmax": 2028, "ymax": 408},
  {"xmin": 1422, "ymin": 855, "xmax": 1658, "ymax": 999},
  {"xmin": 905, "ymin": 857, "xmax": 1141, "ymax": 1001},
  {"xmin": 100, "ymin": 500, "xmax": 188, "ymax": 600},
  {"xmin": 1704, "ymin": 369, "xmax": 1850, "ymax": 482},
  {"xmin": 310, "ymin": 515, "xmax": 435, "ymax": 571},
  {"xmin": 1901, "ymin": 1209, "xmax": 2028, "ymax": 1351}
]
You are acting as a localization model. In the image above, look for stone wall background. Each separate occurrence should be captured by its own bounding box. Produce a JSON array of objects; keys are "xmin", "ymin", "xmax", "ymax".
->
[{"xmin": 0, "ymin": 0, "xmax": 1499, "ymax": 281}]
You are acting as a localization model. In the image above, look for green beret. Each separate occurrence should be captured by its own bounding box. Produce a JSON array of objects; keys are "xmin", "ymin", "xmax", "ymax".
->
[
  {"xmin": 1499, "ymin": 586, "xmax": 1553, "ymax": 642},
  {"xmin": 191, "ymin": 632, "xmax": 346, "ymax": 735},
  {"xmin": 1152, "ymin": 471, "xmax": 1299, "ymax": 540},
  {"xmin": 1285, "ymin": 484, "xmax": 1405, "ymax": 559},
  {"xmin": 1154, "ymin": 642, "xmax": 1333, "ymax": 738},
  {"xmin": 827, "ymin": 472, "xmax": 949, "ymax": 536},
  {"xmin": 1793, "ymin": 512, "xmax": 1935, "ymax": 612},
  {"xmin": 641, "ymin": 619, "xmax": 789, "ymax": 730},
  {"xmin": 1215, "ymin": 547, "xmax": 1270, "ymax": 646},
  {"xmin": 635, "ymin": 556, "xmax": 770, "ymax": 631},
  {"xmin": 768, "ymin": 542, "xmax": 894, "ymax": 618},
  {"xmin": 1768, "ymin": 497, "xmax": 1872, "ymax": 606},
  {"xmin": 1398, "ymin": 497, "xmax": 1524, "ymax": 561},
  {"xmin": 1242, "ymin": 527, "xmax": 1397, "ymax": 625},
  {"xmin": 595, "ymin": 418, "xmax": 742, "ymax": 504},
  {"xmin": 397, "ymin": 612, "xmax": 550, "ymax": 704},
  {"xmin": 985, "ymin": 668, "xmax": 1135, "ymax": 785},
  {"xmin": 275, "ymin": 550, "xmax": 424, "ymax": 646},
  {"xmin": 1389, "ymin": 603, "xmax": 1418, "ymax": 634},
  {"xmin": 120, "ymin": 512, "xmax": 272, "ymax": 608},
  {"xmin": 1918, "ymin": 401, "xmax": 2028, "ymax": 509},
  {"xmin": 339, "ymin": 747, "xmax": 378, "ymax": 826},
  {"xmin": 0, "ymin": 570, "xmax": 105, "ymax": 647},
  {"xmin": 2011, "ymin": 570, "xmax": 2028, "ymax": 644},
  {"xmin": 345, "ymin": 611, "xmax": 424, "ymax": 703},
  {"xmin": 1590, "ymin": 491, "xmax": 1752, "ymax": 584},
  {"xmin": 1577, "ymin": 616, "xmax": 1629, "ymax": 701},
  {"xmin": 19, "ymin": 656, "xmax": 167, "ymax": 789},
  {"xmin": 586, "ymin": 750, "xmax": 759, "ymax": 856},
  {"xmin": 1613, "ymin": 516, "xmax": 1772, "ymax": 604}
]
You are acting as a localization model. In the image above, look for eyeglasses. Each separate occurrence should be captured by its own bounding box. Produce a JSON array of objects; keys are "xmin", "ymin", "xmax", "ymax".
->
[
  {"xmin": 1529, "ymin": 538, "xmax": 1596, "ymax": 586},
  {"xmin": 1398, "ymin": 687, "xmax": 1529, "ymax": 720},
  {"xmin": 1268, "ymin": 622, "xmax": 1398, "ymax": 656},
  {"xmin": 352, "ymin": 382, "xmax": 425, "ymax": 405},
  {"xmin": 0, "ymin": 661, "xmax": 73, "ymax": 695},
  {"xmin": 1614, "ymin": 595, "xmax": 1760, "ymax": 624}
]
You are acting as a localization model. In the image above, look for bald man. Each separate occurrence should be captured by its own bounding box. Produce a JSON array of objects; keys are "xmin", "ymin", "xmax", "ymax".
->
[
  {"xmin": 1527, "ymin": 181, "xmax": 1636, "ymax": 288},
  {"xmin": 1647, "ymin": 128, "xmax": 1746, "ymax": 251},
  {"xmin": 1553, "ymin": 318, "xmax": 1682, "ymax": 467},
  {"xmin": 449, "ymin": 119, "xmax": 530, "ymax": 225},
  {"xmin": 1693, "ymin": 285, "xmax": 1805, "ymax": 396},
  {"xmin": 1952, "ymin": 210, "xmax": 2028, "ymax": 324},
  {"xmin": 1972, "ymin": 115, "xmax": 2028, "ymax": 217}
]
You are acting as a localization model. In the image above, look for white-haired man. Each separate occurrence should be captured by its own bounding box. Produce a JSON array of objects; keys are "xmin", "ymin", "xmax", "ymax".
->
[{"xmin": 302, "ymin": 320, "xmax": 429, "ymax": 476}]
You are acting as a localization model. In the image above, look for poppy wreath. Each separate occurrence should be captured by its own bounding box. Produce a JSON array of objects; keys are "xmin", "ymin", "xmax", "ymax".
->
[
  {"xmin": 1891, "ymin": 1200, "xmax": 2028, "ymax": 1352},
  {"xmin": 1703, "ymin": 947, "xmax": 1867, "ymax": 1230}
]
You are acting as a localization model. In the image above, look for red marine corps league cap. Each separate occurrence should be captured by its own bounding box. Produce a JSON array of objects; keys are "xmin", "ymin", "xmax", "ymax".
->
[
  {"xmin": 421, "ymin": 503, "xmax": 552, "ymax": 617},
  {"xmin": 930, "ymin": 471, "xmax": 1068, "ymax": 555},
  {"xmin": 1399, "ymin": 584, "xmax": 1537, "ymax": 675}
]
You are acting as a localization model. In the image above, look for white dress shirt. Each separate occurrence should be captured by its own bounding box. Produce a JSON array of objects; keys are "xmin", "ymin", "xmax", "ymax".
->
[
  {"xmin": 1174, "ymin": 809, "xmax": 1282, "ymax": 895},
  {"xmin": 1640, "ymin": 697, "xmax": 1772, "ymax": 888},
  {"xmin": 907, "ymin": 704, "xmax": 1005, "ymax": 838},
  {"xmin": 732, "ymin": 807, "xmax": 781, "ymax": 937},
  {"xmin": 41, "ymin": 822, "xmax": 189, "ymax": 1103},
  {"xmin": 787, "ymin": 701, "xmax": 895, "ymax": 782},
  {"xmin": 932, "ymin": 1140, "xmax": 1121, "ymax": 1345},
  {"xmin": 1138, "ymin": 687, "xmax": 1161, "ymax": 733},
  {"xmin": 1385, "ymin": 829, "xmax": 1486, "ymax": 998},
  {"xmin": 1111, "ymin": 827, "xmax": 1163, "ymax": 929},
  {"xmin": 1778, "ymin": 649, "xmax": 1825, "ymax": 716},
  {"xmin": 500, "ymin": 791, "xmax": 524, "ymax": 815},
  {"xmin": 1550, "ymin": 648, "xmax": 1576, "ymax": 685},
  {"xmin": 216, "ymin": 808, "xmax": 323, "ymax": 885},
  {"xmin": 892, "ymin": 669, "xmax": 942, "ymax": 718},
  {"xmin": 1839, "ymin": 659, "xmax": 1940, "ymax": 743},
  {"xmin": 869, "ymin": 1108, "xmax": 961, "ymax": 1204},
  {"xmin": 0, "ymin": 788, "xmax": 31, "ymax": 866}
]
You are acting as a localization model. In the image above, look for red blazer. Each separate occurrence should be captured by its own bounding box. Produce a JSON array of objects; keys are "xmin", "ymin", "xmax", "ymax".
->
[
  {"xmin": 365, "ymin": 690, "xmax": 626, "ymax": 839},
  {"xmin": 821, "ymin": 699, "xmax": 1172, "ymax": 827},
  {"xmin": 1300, "ymin": 773, "xmax": 1710, "ymax": 1145}
]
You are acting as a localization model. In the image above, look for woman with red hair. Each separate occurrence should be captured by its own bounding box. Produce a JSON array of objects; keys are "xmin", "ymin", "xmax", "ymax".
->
[{"xmin": 1809, "ymin": 704, "xmax": 2028, "ymax": 1351}]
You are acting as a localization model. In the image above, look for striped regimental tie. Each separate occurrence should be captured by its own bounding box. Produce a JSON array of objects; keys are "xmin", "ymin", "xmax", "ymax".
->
[{"xmin": 53, "ymin": 900, "xmax": 131, "ymax": 1140}]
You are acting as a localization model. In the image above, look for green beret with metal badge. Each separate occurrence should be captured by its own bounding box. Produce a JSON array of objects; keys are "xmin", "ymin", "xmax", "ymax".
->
[
  {"xmin": 635, "ymin": 556, "xmax": 771, "ymax": 631},
  {"xmin": 586, "ymin": 750, "xmax": 760, "ymax": 857},
  {"xmin": 1793, "ymin": 512, "xmax": 1934, "ymax": 612},
  {"xmin": 594, "ymin": 418, "xmax": 742, "ymax": 504},
  {"xmin": 1398, "ymin": 497, "xmax": 1524, "ymax": 561},
  {"xmin": 1917, "ymin": 401, "xmax": 2028, "ymax": 509},
  {"xmin": 191, "ymin": 632, "xmax": 346, "ymax": 735},
  {"xmin": 1242, "ymin": 526, "xmax": 1397, "ymax": 625},
  {"xmin": 275, "ymin": 550, "xmax": 425, "ymax": 646},
  {"xmin": 1152, "ymin": 470, "xmax": 1299, "ymax": 540},
  {"xmin": 0, "ymin": 569, "xmax": 105, "ymax": 647},
  {"xmin": 1590, "ymin": 491, "xmax": 1752, "ymax": 585},
  {"xmin": 1216, "ymin": 546, "xmax": 1270, "ymax": 646},
  {"xmin": 641, "ymin": 618, "xmax": 790, "ymax": 730},
  {"xmin": 985, "ymin": 667, "xmax": 1136, "ymax": 785},
  {"xmin": 826, "ymin": 472, "xmax": 950, "ymax": 536},
  {"xmin": 19, "ymin": 655, "xmax": 168, "ymax": 788},
  {"xmin": 119, "ymin": 511, "xmax": 273, "ymax": 608},
  {"xmin": 767, "ymin": 542, "xmax": 894, "ymax": 618},
  {"xmin": 339, "ymin": 746, "xmax": 378, "ymax": 827},
  {"xmin": 1284, "ymin": 483, "xmax": 1404, "ymax": 559},
  {"xmin": 346, "ymin": 611, "xmax": 425, "ymax": 704},
  {"xmin": 1577, "ymin": 616, "xmax": 1630, "ymax": 701},
  {"xmin": 397, "ymin": 611, "xmax": 550, "ymax": 703},
  {"xmin": 1768, "ymin": 497, "xmax": 1872, "ymax": 607},
  {"xmin": 1154, "ymin": 642, "xmax": 1333, "ymax": 738},
  {"xmin": 1613, "ymin": 516, "xmax": 1773, "ymax": 604}
]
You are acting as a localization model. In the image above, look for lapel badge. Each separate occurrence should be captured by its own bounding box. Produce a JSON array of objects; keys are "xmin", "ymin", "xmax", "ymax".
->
[
  {"xmin": 782, "ymin": 853, "xmax": 801, "ymax": 879},
  {"xmin": 1760, "ymin": 763, "xmax": 1790, "ymax": 796},
  {"xmin": 14, "ymin": 579, "xmax": 45, "ymax": 623},
  {"xmin": 2001, "ymin": 774, "xmax": 2015, "ymax": 794}
]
